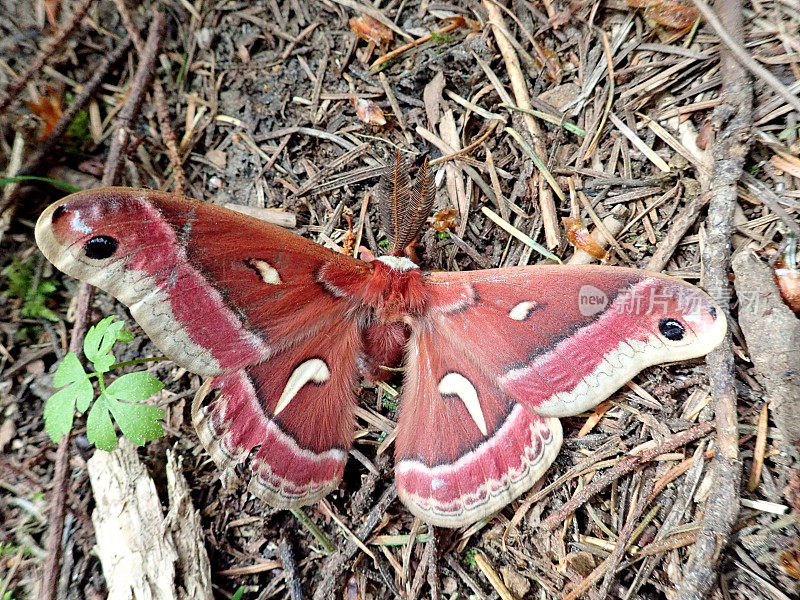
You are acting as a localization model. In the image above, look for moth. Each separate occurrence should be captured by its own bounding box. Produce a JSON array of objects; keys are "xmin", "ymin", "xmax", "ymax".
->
[{"xmin": 35, "ymin": 156, "xmax": 726, "ymax": 527}]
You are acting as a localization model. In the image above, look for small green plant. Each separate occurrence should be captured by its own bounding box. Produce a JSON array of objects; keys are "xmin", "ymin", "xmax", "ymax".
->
[
  {"xmin": 231, "ymin": 587, "xmax": 246, "ymax": 600},
  {"xmin": 430, "ymin": 30, "xmax": 454, "ymax": 44},
  {"xmin": 2, "ymin": 257, "xmax": 59, "ymax": 321},
  {"xmin": 464, "ymin": 547, "xmax": 480, "ymax": 568},
  {"xmin": 0, "ymin": 542, "xmax": 32, "ymax": 557},
  {"xmin": 44, "ymin": 316, "xmax": 165, "ymax": 451},
  {"xmin": 63, "ymin": 92, "xmax": 92, "ymax": 154}
]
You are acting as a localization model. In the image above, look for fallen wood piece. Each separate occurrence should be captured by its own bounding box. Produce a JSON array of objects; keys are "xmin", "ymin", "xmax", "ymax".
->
[
  {"xmin": 87, "ymin": 440, "xmax": 212, "ymax": 600},
  {"xmin": 732, "ymin": 249, "xmax": 800, "ymax": 452},
  {"xmin": 165, "ymin": 450, "xmax": 213, "ymax": 600},
  {"xmin": 224, "ymin": 204, "xmax": 298, "ymax": 228}
]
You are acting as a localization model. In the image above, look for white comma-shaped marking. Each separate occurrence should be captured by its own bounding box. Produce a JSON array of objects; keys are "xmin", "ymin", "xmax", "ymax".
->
[
  {"xmin": 438, "ymin": 372, "xmax": 488, "ymax": 436},
  {"xmin": 274, "ymin": 358, "xmax": 330, "ymax": 416},
  {"xmin": 508, "ymin": 301, "xmax": 538, "ymax": 321},
  {"xmin": 252, "ymin": 259, "xmax": 282, "ymax": 285}
]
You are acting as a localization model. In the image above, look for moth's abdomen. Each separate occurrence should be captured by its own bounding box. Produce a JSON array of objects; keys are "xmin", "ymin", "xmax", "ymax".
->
[{"xmin": 359, "ymin": 321, "xmax": 409, "ymax": 381}]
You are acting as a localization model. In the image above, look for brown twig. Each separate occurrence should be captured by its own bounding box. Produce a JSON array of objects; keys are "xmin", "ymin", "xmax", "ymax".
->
[
  {"xmin": 426, "ymin": 528, "xmax": 440, "ymax": 600},
  {"xmin": 111, "ymin": 3, "xmax": 184, "ymax": 193},
  {"xmin": 102, "ymin": 11, "xmax": 167, "ymax": 188},
  {"xmin": 0, "ymin": 0, "xmax": 96, "ymax": 114},
  {"xmin": 312, "ymin": 485, "xmax": 398, "ymax": 600},
  {"xmin": 369, "ymin": 20, "xmax": 466, "ymax": 73},
  {"xmin": 645, "ymin": 193, "xmax": 710, "ymax": 272},
  {"xmin": 279, "ymin": 529, "xmax": 304, "ymax": 600},
  {"xmin": 39, "ymin": 436, "xmax": 71, "ymax": 600},
  {"xmin": 675, "ymin": 0, "xmax": 751, "ymax": 597},
  {"xmin": 541, "ymin": 421, "xmax": 714, "ymax": 531},
  {"xmin": 38, "ymin": 280, "xmax": 94, "ymax": 600},
  {"xmin": 596, "ymin": 477, "xmax": 655, "ymax": 599}
]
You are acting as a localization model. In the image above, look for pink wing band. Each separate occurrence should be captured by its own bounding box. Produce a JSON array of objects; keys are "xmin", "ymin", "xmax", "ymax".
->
[
  {"xmin": 396, "ymin": 406, "xmax": 561, "ymax": 527},
  {"xmin": 192, "ymin": 370, "xmax": 348, "ymax": 507}
]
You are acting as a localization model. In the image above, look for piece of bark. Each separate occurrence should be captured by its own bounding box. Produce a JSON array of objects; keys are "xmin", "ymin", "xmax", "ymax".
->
[
  {"xmin": 732, "ymin": 249, "xmax": 800, "ymax": 451},
  {"xmin": 88, "ymin": 439, "xmax": 179, "ymax": 600},
  {"xmin": 165, "ymin": 450, "xmax": 213, "ymax": 600},
  {"xmin": 88, "ymin": 441, "xmax": 213, "ymax": 600}
]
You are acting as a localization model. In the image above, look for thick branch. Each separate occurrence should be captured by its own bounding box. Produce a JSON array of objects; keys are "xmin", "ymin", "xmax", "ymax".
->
[{"xmin": 675, "ymin": 0, "xmax": 752, "ymax": 597}]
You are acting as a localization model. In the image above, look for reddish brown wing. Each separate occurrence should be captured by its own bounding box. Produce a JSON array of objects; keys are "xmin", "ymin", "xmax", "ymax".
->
[
  {"xmin": 395, "ymin": 326, "xmax": 562, "ymax": 527},
  {"xmin": 35, "ymin": 188, "xmax": 372, "ymax": 506},
  {"xmin": 193, "ymin": 317, "xmax": 362, "ymax": 506},
  {"xmin": 394, "ymin": 265, "xmax": 725, "ymax": 526},
  {"xmin": 36, "ymin": 188, "xmax": 372, "ymax": 375},
  {"xmin": 420, "ymin": 266, "xmax": 725, "ymax": 418}
]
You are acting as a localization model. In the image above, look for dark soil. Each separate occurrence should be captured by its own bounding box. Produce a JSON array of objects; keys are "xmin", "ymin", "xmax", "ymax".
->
[{"xmin": 1, "ymin": 1, "xmax": 798, "ymax": 599}]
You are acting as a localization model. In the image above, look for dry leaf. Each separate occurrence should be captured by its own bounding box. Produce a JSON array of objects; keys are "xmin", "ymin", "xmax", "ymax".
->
[
  {"xmin": 563, "ymin": 216, "xmax": 609, "ymax": 261},
  {"xmin": 626, "ymin": 0, "xmax": 699, "ymax": 30},
  {"xmin": 342, "ymin": 215, "xmax": 356, "ymax": 256},
  {"xmin": 440, "ymin": 16, "xmax": 481, "ymax": 31},
  {"xmin": 757, "ymin": 243, "xmax": 800, "ymax": 314},
  {"xmin": 349, "ymin": 15, "xmax": 392, "ymax": 48},
  {"xmin": 27, "ymin": 88, "xmax": 63, "ymax": 140},
  {"xmin": 780, "ymin": 548, "xmax": 800, "ymax": 579},
  {"xmin": 353, "ymin": 98, "xmax": 386, "ymax": 126},
  {"xmin": 431, "ymin": 208, "xmax": 458, "ymax": 232},
  {"xmin": 774, "ymin": 263, "xmax": 800, "ymax": 313},
  {"xmin": 532, "ymin": 42, "xmax": 563, "ymax": 84}
]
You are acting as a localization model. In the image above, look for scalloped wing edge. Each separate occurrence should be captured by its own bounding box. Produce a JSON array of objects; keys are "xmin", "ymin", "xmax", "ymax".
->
[
  {"xmin": 191, "ymin": 376, "xmax": 347, "ymax": 508},
  {"xmin": 396, "ymin": 408, "xmax": 562, "ymax": 527}
]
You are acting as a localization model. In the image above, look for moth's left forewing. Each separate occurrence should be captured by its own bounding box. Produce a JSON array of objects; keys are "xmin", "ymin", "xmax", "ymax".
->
[
  {"xmin": 35, "ymin": 188, "xmax": 372, "ymax": 375},
  {"xmin": 422, "ymin": 266, "xmax": 726, "ymax": 418}
]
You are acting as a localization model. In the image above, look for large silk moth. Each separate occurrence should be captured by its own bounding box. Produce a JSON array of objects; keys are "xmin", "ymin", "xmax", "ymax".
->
[{"xmin": 35, "ymin": 157, "xmax": 725, "ymax": 527}]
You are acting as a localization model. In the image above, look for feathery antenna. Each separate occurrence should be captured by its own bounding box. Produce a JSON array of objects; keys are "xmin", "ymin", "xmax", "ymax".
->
[{"xmin": 376, "ymin": 152, "xmax": 435, "ymax": 256}]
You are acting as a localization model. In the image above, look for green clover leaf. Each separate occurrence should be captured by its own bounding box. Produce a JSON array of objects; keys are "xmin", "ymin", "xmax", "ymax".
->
[
  {"xmin": 86, "ymin": 396, "xmax": 117, "ymax": 451},
  {"xmin": 84, "ymin": 316, "xmax": 131, "ymax": 372},
  {"xmin": 104, "ymin": 372, "xmax": 165, "ymax": 446},
  {"xmin": 43, "ymin": 316, "xmax": 165, "ymax": 451},
  {"xmin": 44, "ymin": 353, "xmax": 93, "ymax": 442}
]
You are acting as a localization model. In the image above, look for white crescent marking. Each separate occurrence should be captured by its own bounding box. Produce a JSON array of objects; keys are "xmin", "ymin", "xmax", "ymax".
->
[
  {"xmin": 438, "ymin": 372, "xmax": 487, "ymax": 436},
  {"xmin": 274, "ymin": 358, "xmax": 330, "ymax": 416},
  {"xmin": 252, "ymin": 260, "xmax": 282, "ymax": 284},
  {"xmin": 509, "ymin": 301, "xmax": 537, "ymax": 321}
]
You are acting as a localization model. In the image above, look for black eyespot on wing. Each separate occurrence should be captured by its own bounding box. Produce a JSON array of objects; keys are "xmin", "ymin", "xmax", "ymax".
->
[
  {"xmin": 84, "ymin": 236, "xmax": 119, "ymax": 259},
  {"xmin": 659, "ymin": 318, "xmax": 686, "ymax": 341},
  {"xmin": 52, "ymin": 204, "xmax": 67, "ymax": 222}
]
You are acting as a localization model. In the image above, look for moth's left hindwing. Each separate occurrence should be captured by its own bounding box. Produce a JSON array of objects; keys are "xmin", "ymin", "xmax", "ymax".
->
[{"xmin": 36, "ymin": 188, "xmax": 372, "ymax": 506}]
